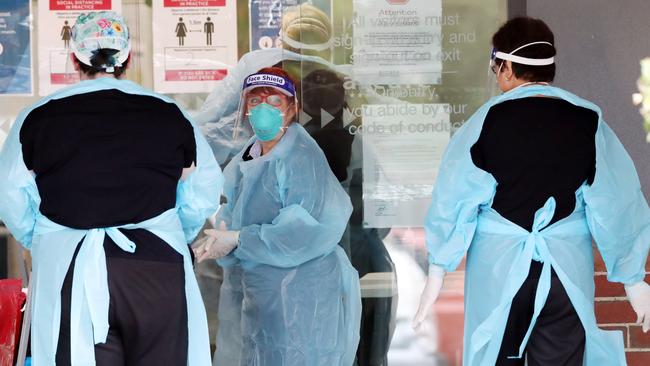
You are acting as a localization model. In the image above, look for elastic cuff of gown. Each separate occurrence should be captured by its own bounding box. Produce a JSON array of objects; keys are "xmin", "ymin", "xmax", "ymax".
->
[
  {"xmin": 620, "ymin": 273, "xmax": 648, "ymax": 287},
  {"xmin": 233, "ymin": 226, "xmax": 254, "ymax": 260},
  {"xmin": 428, "ymin": 255, "xmax": 453, "ymax": 273},
  {"xmin": 428, "ymin": 264, "xmax": 446, "ymax": 277}
]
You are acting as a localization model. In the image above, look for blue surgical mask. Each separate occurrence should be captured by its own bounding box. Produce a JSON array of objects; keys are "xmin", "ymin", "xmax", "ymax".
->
[{"xmin": 248, "ymin": 103, "xmax": 284, "ymax": 141}]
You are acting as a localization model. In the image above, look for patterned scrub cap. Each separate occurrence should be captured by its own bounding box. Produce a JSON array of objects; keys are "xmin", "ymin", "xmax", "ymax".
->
[{"xmin": 70, "ymin": 11, "xmax": 131, "ymax": 72}]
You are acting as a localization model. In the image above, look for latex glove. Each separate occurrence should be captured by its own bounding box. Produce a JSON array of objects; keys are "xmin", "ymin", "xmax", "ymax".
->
[
  {"xmin": 625, "ymin": 281, "xmax": 650, "ymax": 332},
  {"xmin": 192, "ymin": 229, "xmax": 240, "ymax": 263},
  {"xmin": 412, "ymin": 264, "xmax": 446, "ymax": 331}
]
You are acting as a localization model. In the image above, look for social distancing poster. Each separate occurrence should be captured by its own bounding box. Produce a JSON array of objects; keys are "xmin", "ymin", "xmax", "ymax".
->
[
  {"xmin": 37, "ymin": 0, "xmax": 122, "ymax": 96},
  {"xmin": 153, "ymin": 0, "xmax": 237, "ymax": 94}
]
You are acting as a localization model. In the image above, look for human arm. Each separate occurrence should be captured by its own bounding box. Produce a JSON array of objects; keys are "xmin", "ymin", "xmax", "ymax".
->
[
  {"xmin": 583, "ymin": 121, "xmax": 650, "ymax": 332},
  {"xmin": 0, "ymin": 111, "xmax": 41, "ymax": 249},
  {"xmin": 233, "ymin": 150, "xmax": 352, "ymax": 268},
  {"xmin": 412, "ymin": 264, "xmax": 445, "ymax": 330},
  {"xmin": 176, "ymin": 109, "xmax": 224, "ymax": 243},
  {"xmin": 413, "ymin": 105, "xmax": 496, "ymax": 328}
]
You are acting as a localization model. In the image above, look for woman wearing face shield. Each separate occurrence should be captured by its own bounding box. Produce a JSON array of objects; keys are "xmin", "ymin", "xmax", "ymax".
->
[
  {"xmin": 0, "ymin": 11, "xmax": 221, "ymax": 366},
  {"xmin": 413, "ymin": 17, "xmax": 650, "ymax": 365},
  {"xmin": 192, "ymin": 67, "xmax": 361, "ymax": 366}
]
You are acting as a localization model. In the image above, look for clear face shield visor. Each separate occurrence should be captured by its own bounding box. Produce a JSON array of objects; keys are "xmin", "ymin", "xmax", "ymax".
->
[
  {"xmin": 486, "ymin": 41, "xmax": 556, "ymax": 96},
  {"xmin": 485, "ymin": 49, "xmax": 502, "ymax": 98},
  {"xmin": 233, "ymin": 74, "xmax": 298, "ymax": 141}
]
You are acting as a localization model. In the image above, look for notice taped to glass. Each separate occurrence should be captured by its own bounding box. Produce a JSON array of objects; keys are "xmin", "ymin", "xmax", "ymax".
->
[
  {"xmin": 361, "ymin": 103, "xmax": 450, "ymax": 228},
  {"xmin": 352, "ymin": 0, "xmax": 442, "ymax": 85},
  {"xmin": 153, "ymin": 0, "xmax": 237, "ymax": 94},
  {"xmin": 38, "ymin": 0, "xmax": 122, "ymax": 96}
]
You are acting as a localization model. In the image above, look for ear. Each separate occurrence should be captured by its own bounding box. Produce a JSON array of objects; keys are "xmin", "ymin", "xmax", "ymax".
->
[
  {"xmin": 503, "ymin": 60, "xmax": 514, "ymax": 80},
  {"xmin": 70, "ymin": 54, "xmax": 81, "ymax": 72},
  {"xmin": 122, "ymin": 55, "xmax": 131, "ymax": 70},
  {"xmin": 289, "ymin": 99, "xmax": 298, "ymax": 112},
  {"xmin": 283, "ymin": 100, "xmax": 298, "ymax": 125}
]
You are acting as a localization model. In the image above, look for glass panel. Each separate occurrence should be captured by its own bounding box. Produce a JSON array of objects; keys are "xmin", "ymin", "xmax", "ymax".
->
[
  {"xmin": 0, "ymin": 1, "xmax": 511, "ymax": 365},
  {"xmin": 289, "ymin": 1, "xmax": 507, "ymax": 365}
]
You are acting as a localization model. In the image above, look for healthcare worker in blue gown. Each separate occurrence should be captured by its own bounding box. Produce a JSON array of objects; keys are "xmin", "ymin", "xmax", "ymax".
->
[
  {"xmin": 412, "ymin": 17, "xmax": 650, "ymax": 366},
  {"xmin": 192, "ymin": 67, "xmax": 362, "ymax": 366},
  {"xmin": 0, "ymin": 11, "xmax": 222, "ymax": 366}
]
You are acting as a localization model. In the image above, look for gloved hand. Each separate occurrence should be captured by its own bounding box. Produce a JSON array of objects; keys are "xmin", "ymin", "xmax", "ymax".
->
[
  {"xmin": 191, "ymin": 229, "xmax": 240, "ymax": 263},
  {"xmin": 412, "ymin": 264, "xmax": 446, "ymax": 331},
  {"xmin": 625, "ymin": 281, "xmax": 650, "ymax": 332}
]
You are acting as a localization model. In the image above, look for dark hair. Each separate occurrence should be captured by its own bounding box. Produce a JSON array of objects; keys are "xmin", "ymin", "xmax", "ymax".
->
[
  {"xmin": 302, "ymin": 68, "xmax": 345, "ymax": 117},
  {"xmin": 492, "ymin": 17, "xmax": 556, "ymax": 82},
  {"xmin": 76, "ymin": 48, "xmax": 129, "ymax": 78},
  {"xmin": 255, "ymin": 66, "xmax": 297, "ymax": 102},
  {"xmin": 257, "ymin": 66, "xmax": 296, "ymax": 86}
]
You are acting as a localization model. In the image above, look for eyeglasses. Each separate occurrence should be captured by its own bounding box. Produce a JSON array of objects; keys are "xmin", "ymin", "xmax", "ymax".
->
[{"xmin": 246, "ymin": 94, "xmax": 286, "ymax": 108}]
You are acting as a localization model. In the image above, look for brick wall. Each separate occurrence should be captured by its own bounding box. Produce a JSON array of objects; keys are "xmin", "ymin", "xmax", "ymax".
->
[{"xmin": 594, "ymin": 247, "xmax": 650, "ymax": 365}]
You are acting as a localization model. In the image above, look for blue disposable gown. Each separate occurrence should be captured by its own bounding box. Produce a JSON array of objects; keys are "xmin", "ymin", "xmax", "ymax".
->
[
  {"xmin": 214, "ymin": 123, "xmax": 361, "ymax": 366},
  {"xmin": 0, "ymin": 77, "xmax": 224, "ymax": 366},
  {"xmin": 425, "ymin": 84, "xmax": 650, "ymax": 366}
]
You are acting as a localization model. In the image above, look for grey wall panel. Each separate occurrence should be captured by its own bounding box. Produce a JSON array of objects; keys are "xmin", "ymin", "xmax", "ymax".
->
[{"xmin": 528, "ymin": 0, "xmax": 650, "ymax": 199}]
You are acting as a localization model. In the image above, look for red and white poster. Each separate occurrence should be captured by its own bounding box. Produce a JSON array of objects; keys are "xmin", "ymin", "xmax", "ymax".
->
[
  {"xmin": 153, "ymin": 0, "xmax": 237, "ymax": 94},
  {"xmin": 37, "ymin": 0, "xmax": 122, "ymax": 95}
]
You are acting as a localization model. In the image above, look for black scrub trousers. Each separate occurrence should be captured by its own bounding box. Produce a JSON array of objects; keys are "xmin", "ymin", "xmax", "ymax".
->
[
  {"xmin": 470, "ymin": 97, "xmax": 598, "ymax": 366},
  {"xmin": 19, "ymin": 89, "xmax": 198, "ymax": 366}
]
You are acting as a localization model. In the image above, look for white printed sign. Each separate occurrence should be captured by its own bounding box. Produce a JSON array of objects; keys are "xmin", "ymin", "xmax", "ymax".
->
[
  {"xmin": 38, "ymin": 0, "xmax": 122, "ymax": 96},
  {"xmin": 352, "ymin": 0, "xmax": 443, "ymax": 85},
  {"xmin": 153, "ymin": 0, "xmax": 237, "ymax": 93},
  {"xmin": 362, "ymin": 103, "xmax": 450, "ymax": 228}
]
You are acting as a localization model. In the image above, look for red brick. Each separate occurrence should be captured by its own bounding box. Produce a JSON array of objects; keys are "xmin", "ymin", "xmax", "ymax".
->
[
  {"xmin": 595, "ymin": 300, "xmax": 637, "ymax": 324},
  {"xmin": 600, "ymin": 325, "xmax": 628, "ymax": 347},
  {"xmin": 434, "ymin": 293, "xmax": 464, "ymax": 366},
  {"xmin": 629, "ymin": 326, "xmax": 650, "ymax": 348},
  {"xmin": 595, "ymin": 274, "xmax": 626, "ymax": 297},
  {"xmin": 626, "ymin": 351, "xmax": 650, "ymax": 366},
  {"xmin": 595, "ymin": 274, "xmax": 650, "ymax": 298},
  {"xmin": 593, "ymin": 246, "xmax": 607, "ymax": 272}
]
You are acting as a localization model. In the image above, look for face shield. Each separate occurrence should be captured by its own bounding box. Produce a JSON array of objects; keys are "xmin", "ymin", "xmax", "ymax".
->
[
  {"xmin": 486, "ymin": 41, "xmax": 555, "ymax": 96},
  {"xmin": 234, "ymin": 72, "xmax": 298, "ymax": 142},
  {"xmin": 485, "ymin": 48, "xmax": 502, "ymax": 98}
]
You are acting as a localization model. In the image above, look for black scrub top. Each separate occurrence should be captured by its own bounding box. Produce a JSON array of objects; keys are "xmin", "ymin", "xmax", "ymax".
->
[
  {"xmin": 471, "ymin": 97, "xmax": 598, "ymax": 231},
  {"xmin": 19, "ymin": 88, "xmax": 197, "ymax": 261}
]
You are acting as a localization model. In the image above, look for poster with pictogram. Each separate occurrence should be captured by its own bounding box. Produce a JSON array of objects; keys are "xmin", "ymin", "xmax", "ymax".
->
[
  {"xmin": 38, "ymin": 0, "xmax": 122, "ymax": 95},
  {"xmin": 153, "ymin": 0, "xmax": 237, "ymax": 94}
]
